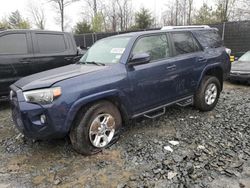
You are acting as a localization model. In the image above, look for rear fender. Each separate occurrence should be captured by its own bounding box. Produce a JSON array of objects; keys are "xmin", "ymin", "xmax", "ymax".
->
[{"xmin": 197, "ymin": 63, "xmax": 224, "ymax": 90}]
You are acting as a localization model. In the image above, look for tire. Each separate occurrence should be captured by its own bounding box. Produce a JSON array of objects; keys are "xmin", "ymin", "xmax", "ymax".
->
[
  {"xmin": 70, "ymin": 100, "xmax": 122, "ymax": 155},
  {"xmin": 194, "ymin": 76, "xmax": 221, "ymax": 111}
]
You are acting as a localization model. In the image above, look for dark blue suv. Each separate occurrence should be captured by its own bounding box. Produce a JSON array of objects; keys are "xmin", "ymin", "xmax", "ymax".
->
[{"xmin": 10, "ymin": 28, "xmax": 231, "ymax": 155}]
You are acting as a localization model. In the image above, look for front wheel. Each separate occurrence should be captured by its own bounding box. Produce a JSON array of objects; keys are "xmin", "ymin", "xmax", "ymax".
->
[
  {"xmin": 70, "ymin": 101, "xmax": 122, "ymax": 155},
  {"xmin": 194, "ymin": 76, "xmax": 221, "ymax": 111}
]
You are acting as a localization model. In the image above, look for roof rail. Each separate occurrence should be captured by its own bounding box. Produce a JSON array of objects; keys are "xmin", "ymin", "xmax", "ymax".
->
[{"xmin": 161, "ymin": 25, "xmax": 210, "ymax": 30}]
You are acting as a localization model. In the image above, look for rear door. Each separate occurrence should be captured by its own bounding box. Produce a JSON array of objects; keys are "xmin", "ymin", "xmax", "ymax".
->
[
  {"xmin": 168, "ymin": 31, "xmax": 206, "ymax": 98},
  {"xmin": 0, "ymin": 31, "xmax": 33, "ymax": 95},
  {"xmin": 31, "ymin": 32, "xmax": 77, "ymax": 73}
]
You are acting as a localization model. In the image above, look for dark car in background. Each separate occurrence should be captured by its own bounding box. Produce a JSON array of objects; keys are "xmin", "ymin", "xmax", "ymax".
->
[
  {"xmin": 229, "ymin": 51, "xmax": 250, "ymax": 84},
  {"xmin": 10, "ymin": 28, "xmax": 230, "ymax": 155},
  {"xmin": 0, "ymin": 29, "xmax": 81, "ymax": 100}
]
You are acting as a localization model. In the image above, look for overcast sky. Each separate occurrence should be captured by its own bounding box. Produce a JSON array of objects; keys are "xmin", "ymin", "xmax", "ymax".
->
[{"xmin": 0, "ymin": 0, "xmax": 210, "ymax": 31}]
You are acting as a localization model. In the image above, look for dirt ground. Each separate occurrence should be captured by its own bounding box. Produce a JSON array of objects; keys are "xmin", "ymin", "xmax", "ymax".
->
[{"xmin": 0, "ymin": 81, "xmax": 249, "ymax": 188}]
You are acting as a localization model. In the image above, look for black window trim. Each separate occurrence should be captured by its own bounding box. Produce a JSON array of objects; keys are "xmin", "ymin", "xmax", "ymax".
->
[
  {"xmin": 0, "ymin": 32, "xmax": 30, "ymax": 55},
  {"xmin": 169, "ymin": 31, "xmax": 203, "ymax": 57},
  {"xmin": 127, "ymin": 32, "xmax": 174, "ymax": 65}
]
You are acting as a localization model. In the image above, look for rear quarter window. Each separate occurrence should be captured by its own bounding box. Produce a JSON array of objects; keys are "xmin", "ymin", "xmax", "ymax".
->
[{"xmin": 193, "ymin": 30, "xmax": 222, "ymax": 48}]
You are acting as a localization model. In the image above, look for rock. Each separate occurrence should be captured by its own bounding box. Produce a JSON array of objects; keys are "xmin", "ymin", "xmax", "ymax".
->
[
  {"xmin": 168, "ymin": 141, "xmax": 179, "ymax": 146},
  {"xmin": 186, "ymin": 162, "xmax": 194, "ymax": 175},
  {"xmin": 197, "ymin": 145, "xmax": 205, "ymax": 150},
  {"xmin": 167, "ymin": 171, "xmax": 177, "ymax": 180},
  {"xmin": 224, "ymin": 169, "xmax": 236, "ymax": 177},
  {"xmin": 164, "ymin": 146, "xmax": 173, "ymax": 153},
  {"xmin": 54, "ymin": 179, "xmax": 61, "ymax": 185},
  {"xmin": 129, "ymin": 176, "xmax": 137, "ymax": 181},
  {"xmin": 172, "ymin": 155, "xmax": 183, "ymax": 163},
  {"xmin": 153, "ymin": 168, "xmax": 161, "ymax": 175}
]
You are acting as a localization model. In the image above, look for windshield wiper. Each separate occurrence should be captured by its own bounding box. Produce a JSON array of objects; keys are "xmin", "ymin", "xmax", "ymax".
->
[{"xmin": 84, "ymin": 61, "xmax": 105, "ymax": 66}]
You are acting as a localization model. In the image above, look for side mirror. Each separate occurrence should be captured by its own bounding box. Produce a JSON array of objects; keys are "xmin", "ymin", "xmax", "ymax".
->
[{"xmin": 129, "ymin": 53, "xmax": 151, "ymax": 66}]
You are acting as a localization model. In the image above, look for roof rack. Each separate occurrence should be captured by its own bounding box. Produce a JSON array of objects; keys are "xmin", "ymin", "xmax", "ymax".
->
[{"xmin": 161, "ymin": 25, "xmax": 210, "ymax": 30}]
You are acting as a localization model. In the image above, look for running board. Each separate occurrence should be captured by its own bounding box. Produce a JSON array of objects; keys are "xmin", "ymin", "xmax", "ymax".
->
[
  {"xmin": 144, "ymin": 107, "xmax": 166, "ymax": 119},
  {"xmin": 0, "ymin": 96, "xmax": 9, "ymax": 102},
  {"xmin": 176, "ymin": 96, "xmax": 193, "ymax": 107},
  {"xmin": 132, "ymin": 95, "xmax": 194, "ymax": 119}
]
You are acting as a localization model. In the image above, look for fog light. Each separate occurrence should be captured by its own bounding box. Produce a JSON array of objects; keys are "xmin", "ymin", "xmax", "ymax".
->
[{"xmin": 40, "ymin": 114, "xmax": 46, "ymax": 124}]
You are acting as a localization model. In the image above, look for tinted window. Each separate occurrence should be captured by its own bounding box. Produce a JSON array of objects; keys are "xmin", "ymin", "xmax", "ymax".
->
[
  {"xmin": 194, "ymin": 30, "xmax": 222, "ymax": 48},
  {"xmin": 36, "ymin": 34, "xmax": 67, "ymax": 53},
  {"xmin": 172, "ymin": 32, "xmax": 200, "ymax": 55},
  {"xmin": 0, "ymin": 33, "xmax": 28, "ymax": 54},
  {"xmin": 132, "ymin": 34, "xmax": 170, "ymax": 61}
]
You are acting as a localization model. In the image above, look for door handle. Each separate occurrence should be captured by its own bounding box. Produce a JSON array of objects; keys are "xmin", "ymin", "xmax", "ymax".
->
[
  {"xmin": 166, "ymin": 65, "xmax": 176, "ymax": 70},
  {"xmin": 64, "ymin": 57, "xmax": 72, "ymax": 61},
  {"xmin": 20, "ymin": 59, "xmax": 31, "ymax": 63},
  {"xmin": 198, "ymin": 57, "xmax": 207, "ymax": 63}
]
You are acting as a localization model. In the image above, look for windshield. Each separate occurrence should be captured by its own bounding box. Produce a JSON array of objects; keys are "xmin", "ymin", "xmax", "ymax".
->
[
  {"xmin": 238, "ymin": 51, "xmax": 250, "ymax": 61},
  {"xmin": 79, "ymin": 36, "xmax": 131, "ymax": 64}
]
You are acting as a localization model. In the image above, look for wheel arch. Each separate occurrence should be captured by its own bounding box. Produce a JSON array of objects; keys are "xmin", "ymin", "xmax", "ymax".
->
[
  {"xmin": 198, "ymin": 64, "xmax": 224, "ymax": 91},
  {"xmin": 64, "ymin": 90, "xmax": 131, "ymax": 133}
]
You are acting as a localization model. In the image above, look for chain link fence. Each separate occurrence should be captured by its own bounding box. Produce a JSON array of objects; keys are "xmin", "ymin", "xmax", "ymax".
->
[{"xmin": 74, "ymin": 21, "xmax": 250, "ymax": 55}]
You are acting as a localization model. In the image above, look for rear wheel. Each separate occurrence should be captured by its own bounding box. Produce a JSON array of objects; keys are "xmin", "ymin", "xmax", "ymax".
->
[
  {"xmin": 194, "ymin": 76, "xmax": 221, "ymax": 111},
  {"xmin": 70, "ymin": 101, "xmax": 122, "ymax": 155}
]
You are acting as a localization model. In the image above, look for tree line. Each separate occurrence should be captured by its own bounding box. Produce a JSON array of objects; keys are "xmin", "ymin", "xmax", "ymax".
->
[{"xmin": 0, "ymin": 0, "xmax": 249, "ymax": 34}]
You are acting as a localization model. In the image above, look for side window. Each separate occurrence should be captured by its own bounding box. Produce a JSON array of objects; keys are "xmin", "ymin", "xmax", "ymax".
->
[
  {"xmin": 171, "ymin": 32, "xmax": 200, "ymax": 55},
  {"xmin": 194, "ymin": 30, "xmax": 222, "ymax": 48},
  {"xmin": 36, "ymin": 33, "xmax": 67, "ymax": 54},
  {"xmin": 0, "ymin": 33, "xmax": 28, "ymax": 54},
  {"xmin": 132, "ymin": 34, "xmax": 170, "ymax": 62}
]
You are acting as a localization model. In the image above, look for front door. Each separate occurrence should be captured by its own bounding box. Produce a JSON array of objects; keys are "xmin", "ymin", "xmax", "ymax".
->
[{"xmin": 127, "ymin": 33, "xmax": 177, "ymax": 114}]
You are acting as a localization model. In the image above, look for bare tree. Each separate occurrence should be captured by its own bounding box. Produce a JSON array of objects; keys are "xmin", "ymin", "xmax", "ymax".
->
[
  {"xmin": 49, "ymin": 0, "xmax": 78, "ymax": 31},
  {"xmin": 116, "ymin": 0, "xmax": 132, "ymax": 31},
  {"xmin": 187, "ymin": 0, "xmax": 193, "ymax": 24},
  {"xmin": 28, "ymin": 2, "xmax": 46, "ymax": 29},
  {"xmin": 214, "ymin": 0, "xmax": 236, "ymax": 22},
  {"xmin": 85, "ymin": 0, "xmax": 97, "ymax": 17}
]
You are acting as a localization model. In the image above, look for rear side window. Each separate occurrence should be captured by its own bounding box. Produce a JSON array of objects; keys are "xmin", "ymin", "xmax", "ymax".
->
[
  {"xmin": 194, "ymin": 30, "xmax": 222, "ymax": 48},
  {"xmin": 132, "ymin": 34, "xmax": 170, "ymax": 61},
  {"xmin": 171, "ymin": 32, "xmax": 201, "ymax": 55},
  {"xmin": 36, "ymin": 33, "xmax": 67, "ymax": 53},
  {"xmin": 0, "ymin": 33, "xmax": 28, "ymax": 54}
]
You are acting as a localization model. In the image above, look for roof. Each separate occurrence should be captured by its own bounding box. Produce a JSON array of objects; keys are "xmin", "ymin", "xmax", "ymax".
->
[
  {"xmin": 0, "ymin": 29, "xmax": 69, "ymax": 34},
  {"xmin": 109, "ymin": 27, "xmax": 216, "ymax": 38}
]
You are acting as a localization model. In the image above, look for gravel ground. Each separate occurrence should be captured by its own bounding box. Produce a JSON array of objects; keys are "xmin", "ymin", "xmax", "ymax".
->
[{"xmin": 0, "ymin": 81, "xmax": 250, "ymax": 188}]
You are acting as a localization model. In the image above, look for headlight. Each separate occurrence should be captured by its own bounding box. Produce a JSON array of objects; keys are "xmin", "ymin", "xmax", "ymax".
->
[{"xmin": 23, "ymin": 87, "xmax": 61, "ymax": 104}]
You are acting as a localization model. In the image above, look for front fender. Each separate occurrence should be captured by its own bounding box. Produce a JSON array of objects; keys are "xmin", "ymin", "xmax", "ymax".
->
[{"xmin": 63, "ymin": 89, "xmax": 131, "ymax": 132}]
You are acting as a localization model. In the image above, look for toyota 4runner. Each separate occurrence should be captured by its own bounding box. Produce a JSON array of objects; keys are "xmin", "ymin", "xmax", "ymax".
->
[{"xmin": 10, "ymin": 28, "xmax": 231, "ymax": 155}]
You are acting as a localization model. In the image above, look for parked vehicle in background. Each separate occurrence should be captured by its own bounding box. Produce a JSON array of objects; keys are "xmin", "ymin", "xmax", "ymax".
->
[
  {"xmin": 0, "ymin": 29, "xmax": 81, "ymax": 100},
  {"xmin": 229, "ymin": 51, "xmax": 250, "ymax": 84},
  {"xmin": 10, "ymin": 28, "xmax": 230, "ymax": 155}
]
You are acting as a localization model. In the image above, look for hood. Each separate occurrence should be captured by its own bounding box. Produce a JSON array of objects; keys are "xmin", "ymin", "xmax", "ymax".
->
[
  {"xmin": 231, "ymin": 61, "xmax": 250, "ymax": 73},
  {"xmin": 14, "ymin": 64, "xmax": 107, "ymax": 91}
]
